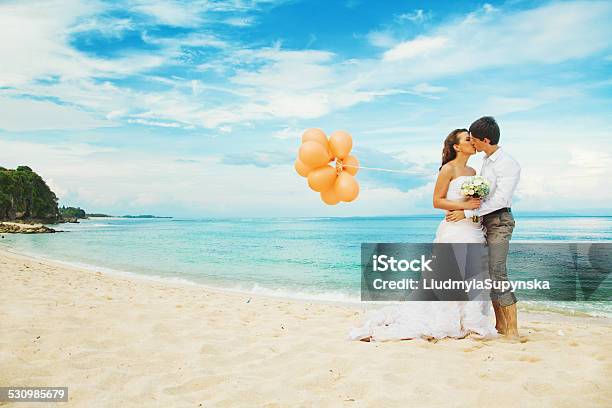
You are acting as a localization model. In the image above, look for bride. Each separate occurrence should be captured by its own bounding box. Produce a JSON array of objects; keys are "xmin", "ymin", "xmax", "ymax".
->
[{"xmin": 349, "ymin": 129, "xmax": 498, "ymax": 341}]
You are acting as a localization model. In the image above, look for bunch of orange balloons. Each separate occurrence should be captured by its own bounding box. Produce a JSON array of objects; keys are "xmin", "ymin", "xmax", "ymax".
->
[{"xmin": 294, "ymin": 128, "xmax": 359, "ymax": 205}]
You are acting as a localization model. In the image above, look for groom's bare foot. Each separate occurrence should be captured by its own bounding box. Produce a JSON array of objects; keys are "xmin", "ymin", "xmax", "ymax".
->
[
  {"xmin": 492, "ymin": 301, "xmax": 507, "ymax": 334},
  {"xmin": 504, "ymin": 330, "xmax": 519, "ymax": 338},
  {"xmin": 501, "ymin": 303, "xmax": 519, "ymax": 338},
  {"xmin": 499, "ymin": 335, "xmax": 528, "ymax": 343},
  {"xmin": 504, "ymin": 323, "xmax": 519, "ymax": 338}
]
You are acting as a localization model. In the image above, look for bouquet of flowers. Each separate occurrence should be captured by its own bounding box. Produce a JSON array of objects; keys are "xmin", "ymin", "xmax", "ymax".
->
[{"xmin": 460, "ymin": 176, "xmax": 491, "ymax": 222}]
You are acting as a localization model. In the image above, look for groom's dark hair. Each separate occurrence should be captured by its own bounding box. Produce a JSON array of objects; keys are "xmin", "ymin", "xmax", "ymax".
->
[{"xmin": 469, "ymin": 116, "xmax": 500, "ymax": 145}]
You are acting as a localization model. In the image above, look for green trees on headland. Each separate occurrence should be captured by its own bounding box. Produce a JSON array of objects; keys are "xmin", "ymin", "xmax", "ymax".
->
[
  {"xmin": 59, "ymin": 206, "xmax": 87, "ymax": 219},
  {"xmin": 0, "ymin": 166, "xmax": 60, "ymax": 222}
]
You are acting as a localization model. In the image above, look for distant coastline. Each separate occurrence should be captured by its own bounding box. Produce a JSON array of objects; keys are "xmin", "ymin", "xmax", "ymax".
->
[
  {"xmin": 88, "ymin": 214, "xmax": 173, "ymax": 219},
  {"xmin": 0, "ymin": 166, "xmax": 173, "ymax": 232},
  {"xmin": 120, "ymin": 215, "xmax": 173, "ymax": 219}
]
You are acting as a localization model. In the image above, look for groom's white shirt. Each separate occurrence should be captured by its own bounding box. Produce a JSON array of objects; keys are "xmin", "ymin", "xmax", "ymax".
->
[{"xmin": 464, "ymin": 147, "xmax": 521, "ymax": 218}]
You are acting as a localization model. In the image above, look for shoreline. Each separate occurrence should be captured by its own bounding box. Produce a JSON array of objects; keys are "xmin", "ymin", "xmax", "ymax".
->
[
  {"xmin": 1, "ymin": 247, "xmax": 611, "ymax": 406},
  {"xmin": 1, "ymin": 244, "xmax": 609, "ymax": 319},
  {"xmin": 0, "ymin": 246, "xmax": 364, "ymax": 308}
]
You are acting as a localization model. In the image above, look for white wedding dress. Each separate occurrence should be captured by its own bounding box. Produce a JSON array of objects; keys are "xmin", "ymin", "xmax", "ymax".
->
[{"xmin": 349, "ymin": 176, "xmax": 498, "ymax": 341}]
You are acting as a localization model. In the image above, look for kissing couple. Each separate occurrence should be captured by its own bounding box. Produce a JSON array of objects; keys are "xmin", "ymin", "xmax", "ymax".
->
[{"xmin": 351, "ymin": 116, "xmax": 521, "ymax": 341}]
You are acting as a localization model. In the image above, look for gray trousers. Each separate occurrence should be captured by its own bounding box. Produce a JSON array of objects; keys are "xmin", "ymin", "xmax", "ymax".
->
[{"xmin": 482, "ymin": 211, "xmax": 517, "ymax": 307}]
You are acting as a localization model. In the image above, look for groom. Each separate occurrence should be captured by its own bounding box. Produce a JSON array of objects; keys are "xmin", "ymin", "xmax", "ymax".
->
[{"xmin": 446, "ymin": 116, "xmax": 521, "ymax": 337}]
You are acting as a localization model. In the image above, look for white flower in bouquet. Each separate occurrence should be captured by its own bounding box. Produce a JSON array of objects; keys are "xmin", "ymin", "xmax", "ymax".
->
[
  {"xmin": 461, "ymin": 176, "xmax": 491, "ymax": 198},
  {"xmin": 460, "ymin": 176, "xmax": 491, "ymax": 222}
]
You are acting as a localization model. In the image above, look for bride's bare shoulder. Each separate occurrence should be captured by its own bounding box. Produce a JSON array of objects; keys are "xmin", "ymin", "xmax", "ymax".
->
[
  {"xmin": 438, "ymin": 163, "xmax": 455, "ymax": 178},
  {"xmin": 467, "ymin": 166, "xmax": 477, "ymax": 176}
]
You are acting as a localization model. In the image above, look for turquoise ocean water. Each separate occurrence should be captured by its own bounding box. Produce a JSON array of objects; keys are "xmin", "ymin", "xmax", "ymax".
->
[{"xmin": 1, "ymin": 216, "xmax": 610, "ymax": 317}]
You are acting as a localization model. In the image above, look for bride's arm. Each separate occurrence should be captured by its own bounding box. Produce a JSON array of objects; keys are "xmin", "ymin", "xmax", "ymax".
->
[{"xmin": 433, "ymin": 166, "xmax": 481, "ymax": 211}]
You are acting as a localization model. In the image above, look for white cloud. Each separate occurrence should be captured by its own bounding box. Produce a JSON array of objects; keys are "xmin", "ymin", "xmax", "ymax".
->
[
  {"xmin": 69, "ymin": 16, "xmax": 134, "ymax": 38},
  {"xmin": 516, "ymin": 147, "xmax": 612, "ymax": 211},
  {"xmin": 0, "ymin": 0, "xmax": 97, "ymax": 87},
  {"xmin": 568, "ymin": 150, "xmax": 612, "ymax": 176},
  {"xmin": 0, "ymin": 0, "xmax": 175, "ymax": 93},
  {"xmin": 1, "ymin": 124, "xmax": 610, "ymax": 216},
  {"xmin": 273, "ymin": 126, "xmax": 301, "ymax": 140},
  {"xmin": 126, "ymin": 118, "xmax": 183, "ymax": 128},
  {"xmin": 369, "ymin": 1, "xmax": 612, "ymax": 88},
  {"xmin": 232, "ymin": 47, "xmax": 336, "ymax": 90},
  {"xmin": 487, "ymin": 120, "xmax": 612, "ymax": 212},
  {"xmin": 366, "ymin": 31, "xmax": 396, "ymax": 48},
  {"xmin": 1, "ymin": 0, "xmax": 611, "ymax": 135},
  {"xmin": 0, "ymin": 137, "xmax": 443, "ymax": 216},
  {"xmin": 142, "ymin": 31, "xmax": 229, "ymax": 49},
  {"xmin": 129, "ymin": 0, "xmax": 283, "ymax": 27},
  {"xmin": 0, "ymin": 139, "xmax": 324, "ymax": 216},
  {"xmin": 480, "ymin": 87, "xmax": 582, "ymax": 116},
  {"xmin": 383, "ymin": 36, "xmax": 448, "ymax": 61},
  {"xmin": 482, "ymin": 96, "xmax": 548, "ymax": 116},
  {"xmin": 361, "ymin": 125, "xmax": 431, "ymax": 136},
  {"xmin": 412, "ymin": 83, "xmax": 446, "ymax": 94},
  {"xmin": 131, "ymin": 0, "xmax": 204, "ymax": 27},
  {"xmin": 0, "ymin": 97, "xmax": 113, "ymax": 131},
  {"xmin": 0, "ymin": 1, "xmax": 609, "ymax": 216},
  {"xmin": 224, "ymin": 16, "xmax": 256, "ymax": 27},
  {"xmin": 395, "ymin": 9, "xmax": 429, "ymax": 24},
  {"xmin": 482, "ymin": 4, "xmax": 496, "ymax": 14}
]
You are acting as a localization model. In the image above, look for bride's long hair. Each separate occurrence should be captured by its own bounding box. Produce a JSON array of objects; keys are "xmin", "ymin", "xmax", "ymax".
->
[{"xmin": 439, "ymin": 128, "xmax": 468, "ymax": 170}]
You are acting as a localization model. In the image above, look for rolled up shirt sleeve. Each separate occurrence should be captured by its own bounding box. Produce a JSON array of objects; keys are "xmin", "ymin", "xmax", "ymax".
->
[{"xmin": 471, "ymin": 160, "xmax": 521, "ymax": 217}]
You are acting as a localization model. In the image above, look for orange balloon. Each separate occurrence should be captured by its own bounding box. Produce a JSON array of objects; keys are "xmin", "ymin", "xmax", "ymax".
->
[
  {"xmin": 299, "ymin": 141, "xmax": 329, "ymax": 168},
  {"xmin": 335, "ymin": 172, "xmax": 359, "ymax": 202},
  {"xmin": 301, "ymin": 128, "xmax": 328, "ymax": 146},
  {"xmin": 307, "ymin": 165, "xmax": 337, "ymax": 192},
  {"xmin": 294, "ymin": 159, "xmax": 312, "ymax": 178},
  {"xmin": 329, "ymin": 130, "xmax": 353, "ymax": 159},
  {"xmin": 343, "ymin": 155, "xmax": 359, "ymax": 175},
  {"xmin": 321, "ymin": 188, "xmax": 341, "ymax": 205},
  {"xmin": 326, "ymin": 141, "xmax": 335, "ymax": 162}
]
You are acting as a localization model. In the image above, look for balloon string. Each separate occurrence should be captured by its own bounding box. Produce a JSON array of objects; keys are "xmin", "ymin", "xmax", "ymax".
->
[
  {"xmin": 343, "ymin": 164, "xmax": 608, "ymax": 178},
  {"xmin": 342, "ymin": 164, "xmax": 426, "ymax": 174}
]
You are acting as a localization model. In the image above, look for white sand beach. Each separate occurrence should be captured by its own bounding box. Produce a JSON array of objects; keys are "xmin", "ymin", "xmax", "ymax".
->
[{"xmin": 1, "ymin": 248, "xmax": 611, "ymax": 407}]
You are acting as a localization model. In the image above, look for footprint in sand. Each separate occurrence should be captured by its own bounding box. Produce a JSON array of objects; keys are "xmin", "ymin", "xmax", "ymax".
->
[
  {"xmin": 463, "ymin": 344, "xmax": 485, "ymax": 352},
  {"xmin": 518, "ymin": 355, "xmax": 542, "ymax": 363},
  {"xmin": 478, "ymin": 370, "xmax": 514, "ymax": 382},
  {"xmin": 522, "ymin": 381, "xmax": 553, "ymax": 396},
  {"xmin": 163, "ymin": 376, "xmax": 226, "ymax": 395},
  {"xmin": 199, "ymin": 344, "xmax": 226, "ymax": 356},
  {"xmin": 498, "ymin": 336, "xmax": 529, "ymax": 344}
]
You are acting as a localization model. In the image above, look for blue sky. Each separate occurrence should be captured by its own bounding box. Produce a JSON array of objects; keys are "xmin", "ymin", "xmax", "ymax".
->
[{"xmin": 1, "ymin": 0, "xmax": 611, "ymax": 216}]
